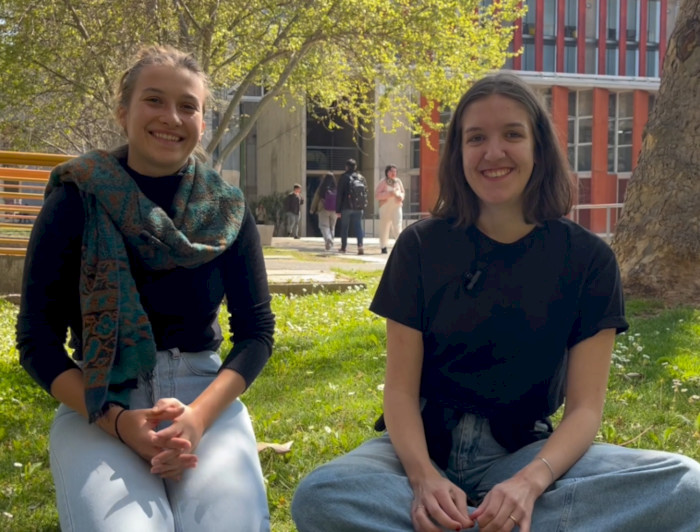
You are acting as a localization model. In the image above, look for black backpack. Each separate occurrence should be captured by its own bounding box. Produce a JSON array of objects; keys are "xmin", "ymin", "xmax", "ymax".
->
[{"xmin": 347, "ymin": 172, "xmax": 368, "ymax": 210}]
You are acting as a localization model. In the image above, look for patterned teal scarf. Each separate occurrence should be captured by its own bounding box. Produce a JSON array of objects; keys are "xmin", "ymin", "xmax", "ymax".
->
[{"xmin": 46, "ymin": 146, "xmax": 245, "ymax": 422}]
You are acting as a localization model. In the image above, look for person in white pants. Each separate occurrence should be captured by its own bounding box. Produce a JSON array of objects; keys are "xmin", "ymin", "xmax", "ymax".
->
[{"xmin": 375, "ymin": 165, "xmax": 405, "ymax": 254}]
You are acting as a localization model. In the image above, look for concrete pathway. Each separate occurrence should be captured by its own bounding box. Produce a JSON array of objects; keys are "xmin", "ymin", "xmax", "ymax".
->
[{"xmin": 264, "ymin": 237, "xmax": 391, "ymax": 290}]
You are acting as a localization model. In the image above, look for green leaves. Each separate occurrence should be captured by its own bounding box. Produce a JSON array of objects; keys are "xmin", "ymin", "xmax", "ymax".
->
[{"xmin": 0, "ymin": 0, "xmax": 522, "ymax": 165}]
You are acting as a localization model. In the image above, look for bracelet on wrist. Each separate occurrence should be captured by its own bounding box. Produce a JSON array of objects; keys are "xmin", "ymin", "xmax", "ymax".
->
[
  {"xmin": 538, "ymin": 456, "xmax": 556, "ymax": 483},
  {"xmin": 114, "ymin": 408, "xmax": 127, "ymax": 444}
]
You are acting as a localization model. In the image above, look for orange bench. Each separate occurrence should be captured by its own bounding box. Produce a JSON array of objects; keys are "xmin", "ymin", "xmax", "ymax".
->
[{"xmin": 0, "ymin": 151, "xmax": 75, "ymax": 256}]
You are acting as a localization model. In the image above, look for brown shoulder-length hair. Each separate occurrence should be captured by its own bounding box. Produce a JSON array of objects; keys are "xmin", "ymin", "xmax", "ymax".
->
[{"xmin": 431, "ymin": 72, "xmax": 572, "ymax": 227}]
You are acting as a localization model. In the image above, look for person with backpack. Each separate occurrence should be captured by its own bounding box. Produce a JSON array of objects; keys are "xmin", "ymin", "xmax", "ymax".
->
[
  {"xmin": 309, "ymin": 172, "xmax": 338, "ymax": 251},
  {"xmin": 336, "ymin": 158, "xmax": 367, "ymax": 255}
]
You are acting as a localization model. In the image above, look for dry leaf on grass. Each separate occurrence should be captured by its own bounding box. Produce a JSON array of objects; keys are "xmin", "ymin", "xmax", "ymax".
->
[{"xmin": 257, "ymin": 441, "xmax": 294, "ymax": 454}]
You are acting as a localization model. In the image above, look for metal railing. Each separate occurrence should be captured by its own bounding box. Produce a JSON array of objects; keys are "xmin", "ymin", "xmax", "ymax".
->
[
  {"xmin": 362, "ymin": 204, "xmax": 624, "ymax": 240},
  {"xmin": 362, "ymin": 211, "xmax": 431, "ymax": 237},
  {"xmin": 0, "ymin": 151, "xmax": 75, "ymax": 256},
  {"xmin": 570, "ymin": 203, "xmax": 624, "ymax": 240}
]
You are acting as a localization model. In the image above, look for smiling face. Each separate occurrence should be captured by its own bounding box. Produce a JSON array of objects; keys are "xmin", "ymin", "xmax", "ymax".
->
[
  {"xmin": 118, "ymin": 64, "xmax": 206, "ymax": 176},
  {"xmin": 460, "ymin": 94, "xmax": 535, "ymax": 217}
]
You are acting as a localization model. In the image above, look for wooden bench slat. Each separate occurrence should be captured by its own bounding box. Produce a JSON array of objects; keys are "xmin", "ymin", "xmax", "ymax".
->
[
  {"xmin": 0, "ymin": 222, "xmax": 32, "ymax": 230},
  {"xmin": 0, "ymin": 205, "xmax": 41, "ymax": 213},
  {"xmin": 0, "ymin": 151, "xmax": 74, "ymax": 167},
  {"xmin": 0, "ymin": 192, "xmax": 45, "ymax": 201},
  {"xmin": 0, "ymin": 247, "xmax": 27, "ymax": 256},
  {"xmin": 0, "ymin": 168, "xmax": 51, "ymax": 178}
]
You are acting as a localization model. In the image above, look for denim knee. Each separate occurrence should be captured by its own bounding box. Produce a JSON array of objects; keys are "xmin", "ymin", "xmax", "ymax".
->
[{"xmin": 291, "ymin": 467, "xmax": 336, "ymax": 532}]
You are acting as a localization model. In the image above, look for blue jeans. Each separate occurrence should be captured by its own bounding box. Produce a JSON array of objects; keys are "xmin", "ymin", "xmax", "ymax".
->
[
  {"xmin": 50, "ymin": 348, "xmax": 270, "ymax": 532},
  {"xmin": 339, "ymin": 209, "xmax": 364, "ymax": 250},
  {"xmin": 292, "ymin": 413, "xmax": 700, "ymax": 531}
]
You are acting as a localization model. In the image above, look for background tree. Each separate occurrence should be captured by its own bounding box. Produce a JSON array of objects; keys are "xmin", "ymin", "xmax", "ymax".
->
[
  {"xmin": 611, "ymin": 0, "xmax": 700, "ymax": 305},
  {"xmin": 0, "ymin": 0, "xmax": 523, "ymax": 169}
]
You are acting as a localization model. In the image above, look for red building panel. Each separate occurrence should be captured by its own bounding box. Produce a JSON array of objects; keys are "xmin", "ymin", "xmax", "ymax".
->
[
  {"xmin": 577, "ymin": 0, "xmax": 587, "ymax": 73},
  {"xmin": 590, "ymin": 88, "xmax": 617, "ymax": 233},
  {"xmin": 419, "ymin": 97, "xmax": 441, "ymax": 213},
  {"xmin": 639, "ymin": 0, "xmax": 649, "ymax": 75}
]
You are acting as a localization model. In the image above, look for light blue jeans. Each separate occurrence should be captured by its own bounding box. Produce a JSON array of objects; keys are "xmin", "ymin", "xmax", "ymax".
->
[
  {"xmin": 285, "ymin": 212, "xmax": 300, "ymax": 237},
  {"xmin": 50, "ymin": 348, "xmax": 270, "ymax": 532},
  {"xmin": 292, "ymin": 413, "xmax": 700, "ymax": 531}
]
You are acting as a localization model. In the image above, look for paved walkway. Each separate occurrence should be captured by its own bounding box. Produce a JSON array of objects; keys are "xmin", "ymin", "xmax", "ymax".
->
[{"xmin": 265, "ymin": 236, "xmax": 391, "ymax": 286}]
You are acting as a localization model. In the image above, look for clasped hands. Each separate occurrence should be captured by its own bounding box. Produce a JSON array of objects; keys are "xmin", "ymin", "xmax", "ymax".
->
[
  {"xmin": 113, "ymin": 398, "xmax": 204, "ymax": 481},
  {"xmin": 411, "ymin": 471, "xmax": 537, "ymax": 532}
]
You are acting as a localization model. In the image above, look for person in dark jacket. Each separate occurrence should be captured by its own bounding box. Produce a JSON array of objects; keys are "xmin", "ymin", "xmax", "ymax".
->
[
  {"xmin": 284, "ymin": 183, "xmax": 304, "ymax": 238},
  {"xmin": 16, "ymin": 45, "xmax": 274, "ymax": 532},
  {"xmin": 335, "ymin": 158, "xmax": 365, "ymax": 254}
]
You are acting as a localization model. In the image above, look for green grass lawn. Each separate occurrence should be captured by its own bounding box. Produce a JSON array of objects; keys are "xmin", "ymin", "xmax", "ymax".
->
[{"xmin": 1, "ymin": 276, "xmax": 699, "ymax": 531}]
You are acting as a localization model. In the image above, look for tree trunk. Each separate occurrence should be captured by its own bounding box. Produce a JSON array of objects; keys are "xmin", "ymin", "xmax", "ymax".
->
[{"xmin": 611, "ymin": 0, "xmax": 700, "ymax": 305}]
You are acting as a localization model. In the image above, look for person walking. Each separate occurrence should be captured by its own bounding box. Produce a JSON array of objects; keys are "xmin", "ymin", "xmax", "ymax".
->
[
  {"xmin": 16, "ymin": 45, "xmax": 274, "ymax": 532},
  {"xmin": 375, "ymin": 164, "xmax": 405, "ymax": 254},
  {"xmin": 309, "ymin": 172, "xmax": 338, "ymax": 251},
  {"xmin": 291, "ymin": 72, "xmax": 700, "ymax": 532},
  {"xmin": 336, "ymin": 158, "xmax": 367, "ymax": 255},
  {"xmin": 283, "ymin": 184, "xmax": 304, "ymax": 238}
]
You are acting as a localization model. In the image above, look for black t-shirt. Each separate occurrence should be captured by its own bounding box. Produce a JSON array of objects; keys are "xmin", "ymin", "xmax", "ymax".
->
[
  {"xmin": 17, "ymin": 163, "xmax": 275, "ymax": 394},
  {"xmin": 370, "ymin": 216, "xmax": 628, "ymax": 422}
]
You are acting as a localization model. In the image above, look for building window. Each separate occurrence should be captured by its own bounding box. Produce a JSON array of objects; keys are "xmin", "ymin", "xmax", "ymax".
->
[
  {"xmin": 543, "ymin": 42, "xmax": 556, "ymax": 72},
  {"xmin": 563, "ymin": 0, "xmax": 578, "ymax": 73},
  {"xmin": 626, "ymin": 0, "xmax": 639, "ymax": 42},
  {"xmin": 410, "ymin": 133, "xmax": 420, "ymax": 170},
  {"xmin": 606, "ymin": 46, "xmax": 619, "ymax": 75},
  {"xmin": 585, "ymin": 42, "xmax": 598, "ymax": 73},
  {"xmin": 523, "ymin": 0, "xmax": 536, "ymax": 35},
  {"xmin": 565, "ymin": 42, "xmax": 577, "ymax": 73},
  {"xmin": 625, "ymin": 47, "xmax": 638, "ymax": 76},
  {"xmin": 608, "ymin": 92, "xmax": 634, "ymax": 172},
  {"xmin": 523, "ymin": 41, "xmax": 536, "ymax": 71},
  {"xmin": 646, "ymin": 0, "xmax": 661, "ymax": 77},
  {"xmin": 410, "ymin": 174, "xmax": 421, "ymax": 214},
  {"xmin": 504, "ymin": 40, "xmax": 514, "ymax": 69},
  {"xmin": 606, "ymin": 0, "xmax": 619, "ymax": 41},
  {"xmin": 438, "ymin": 109, "xmax": 452, "ymax": 152},
  {"xmin": 565, "ymin": 0, "xmax": 578, "ymax": 36},
  {"xmin": 568, "ymin": 90, "xmax": 593, "ymax": 172},
  {"xmin": 585, "ymin": 0, "xmax": 598, "ymax": 39},
  {"xmin": 647, "ymin": 0, "xmax": 661, "ymax": 44},
  {"xmin": 522, "ymin": 0, "xmax": 536, "ymax": 71},
  {"xmin": 648, "ymin": 93, "xmax": 657, "ymax": 114},
  {"xmin": 646, "ymin": 49, "xmax": 660, "ymax": 77},
  {"xmin": 535, "ymin": 88, "xmax": 552, "ymax": 113},
  {"xmin": 543, "ymin": 0, "xmax": 557, "ymax": 36}
]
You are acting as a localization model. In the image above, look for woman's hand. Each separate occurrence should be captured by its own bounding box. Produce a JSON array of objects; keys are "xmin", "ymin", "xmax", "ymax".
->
[
  {"xmin": 470, "ymin": 475, "xmax": 541, "ymax": 532},
  {"xmin": 113, "ymin": 406, "xmax": 197, "ymax": 481},
  {"xmin": 147, "ymin": 398, "xmax": 205, "ymax": 480},
  {"xmin": 410, "ymin": 472, "xmax": 474, "ymax": 532}
]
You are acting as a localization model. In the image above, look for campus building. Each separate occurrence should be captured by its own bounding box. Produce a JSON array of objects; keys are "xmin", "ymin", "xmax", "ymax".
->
[
  {"xmin": 228, "ymin": 0, "xmax": 681, "ymax": 237},
  {"xmin": 417, "ymin": 0, "xmax": 681, "ymax": 235}
]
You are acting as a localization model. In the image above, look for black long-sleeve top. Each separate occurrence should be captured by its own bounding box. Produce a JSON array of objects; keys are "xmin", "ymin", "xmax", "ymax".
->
[{"xmin": 17, "ymin": 167, "xmax": 275, "ymax": 395}]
